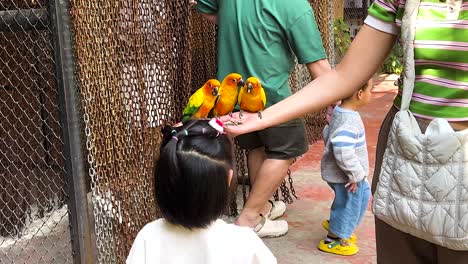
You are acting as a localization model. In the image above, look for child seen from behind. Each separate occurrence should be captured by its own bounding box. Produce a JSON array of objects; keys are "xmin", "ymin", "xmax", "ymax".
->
[{"xmin": 126, "ymin": 119, "xmax": 276, "ymax": 264}]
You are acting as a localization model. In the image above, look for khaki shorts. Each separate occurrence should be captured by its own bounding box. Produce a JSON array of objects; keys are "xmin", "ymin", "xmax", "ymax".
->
[{"xmin": 236, "ymin": 118, "xmax": 308, "ymax": 160}]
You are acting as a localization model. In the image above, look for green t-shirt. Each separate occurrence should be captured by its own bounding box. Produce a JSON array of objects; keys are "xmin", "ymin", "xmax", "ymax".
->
[{"xmin": 196, "ymin": 0, "xmax": 327, "ymax": 107}]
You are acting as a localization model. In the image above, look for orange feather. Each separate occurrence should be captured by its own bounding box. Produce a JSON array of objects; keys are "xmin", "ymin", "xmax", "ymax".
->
[{"xmin": 212, "ymin": 73, "xmax": 243, "ymax": 116}]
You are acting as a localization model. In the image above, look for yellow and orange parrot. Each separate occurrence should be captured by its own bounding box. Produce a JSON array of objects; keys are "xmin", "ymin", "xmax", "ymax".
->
[
  {"xmin": 182, "ymin": 79, "xmax": 220, "ymax": 122},
  {"xmin": 210, "ymin": 73, "xmax": 244, "ymax": 117},
  {"xmin": 238, "ymin": 77, "xmax": 266, "ymax": 117}
]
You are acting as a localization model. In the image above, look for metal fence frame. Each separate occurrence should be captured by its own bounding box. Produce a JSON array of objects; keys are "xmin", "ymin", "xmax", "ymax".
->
[
  {"xmin": 0, "ymin": 0, "xmax": 90, "ymax": 263},
  {"xmin": 50, "ymin": 0, "xmax": 93, "ymax": 263}
]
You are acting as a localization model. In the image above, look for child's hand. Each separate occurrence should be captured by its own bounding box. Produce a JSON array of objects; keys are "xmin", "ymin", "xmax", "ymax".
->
[
  {"xmin": 189, "ymin": 0, "xmax": 197, "ymax": 7},
  {"xmin": 326, "ymin": 101, "xmax": 341, "ymax": 123},
  {"xmin": 345, "ymin": 181, "xmax": 358, "ymax": 193}
]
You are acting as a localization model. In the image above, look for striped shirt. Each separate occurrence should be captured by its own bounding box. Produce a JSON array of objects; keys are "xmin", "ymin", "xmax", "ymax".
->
[
  {"xmin": 365, "ymin": 0, "xmax": 468, "ymax": 121},
  {"xmin": 321, "ymin": 106, "xmax": 369, "ymax": 183}
]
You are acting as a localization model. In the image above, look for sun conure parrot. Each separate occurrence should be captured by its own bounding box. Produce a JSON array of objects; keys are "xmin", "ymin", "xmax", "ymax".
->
[
  {"xmin": 238, "ymin": 76, "xmax": 266, "ymax": 118},
  {"xmin": 210, "ymin": 73, "xmax": 244, "ymax": 117},
  {"xmin": 182, "ymin": 79, "xmax": 220, "ymax": 122}
]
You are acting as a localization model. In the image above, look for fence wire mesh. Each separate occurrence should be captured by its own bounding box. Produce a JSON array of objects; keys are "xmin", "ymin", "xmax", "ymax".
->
[
  {"xmin": 0, "ymin": 0, "xmax": 72, "ymax": 263},
  {"xmin": 333, "ymin": 0, "xmax": 372, "ymax": 63},
  {"xmin": 1, "ymin": 0, "xmax": 374, "ymax": 263},
  {"xmin": 70, "ymin": 0, "xmax": 194, "ymax": 262},
  {"xmin": 343, "ymin": 0, "xmax": 371, "ymax": 39}
]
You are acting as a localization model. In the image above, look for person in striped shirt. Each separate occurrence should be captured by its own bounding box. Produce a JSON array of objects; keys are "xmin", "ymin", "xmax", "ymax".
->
[
  {"xmin": 223, "ymin": 0, "xmax": 467, "ymax": 263},
  {"xmin": 366, "ymin": 0, "xmax": 468, "ymax": 121},
  {"xmin": 318, "ymin": 79, "xmax": 373, "ymax": 256}
]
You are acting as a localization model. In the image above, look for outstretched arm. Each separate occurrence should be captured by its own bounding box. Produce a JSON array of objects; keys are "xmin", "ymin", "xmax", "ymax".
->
[
  {"xmin": 306, "ymin": 58, "xmax": 336, "ymax": 122},
  {"xmin": 224, "ymin": 25, "xmax": 397, "ymax": 136}
]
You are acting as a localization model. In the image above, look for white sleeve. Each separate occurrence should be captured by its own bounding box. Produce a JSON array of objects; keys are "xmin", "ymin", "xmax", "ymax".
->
[
  {"xmin": 126, "ymin": 232, "xmax": 147, "ymax": 264},
  {"xmin": 364, "ymin": 15, "xmax": 399, "ymax": 35},
  {"xmin": 364, "ymin": 1, "xmax": 400, "ymax": 35},
  {"xmin": 248, "ymin": 233, "xmax": 277, "ymax": 264}
]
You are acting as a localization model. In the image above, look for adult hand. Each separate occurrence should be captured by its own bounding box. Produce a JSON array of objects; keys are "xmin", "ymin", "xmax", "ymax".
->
[
  {"xmin": 345, "ymin": 181, "xmax": 358, "ymax": 193},
  {"xmin": 221, "ymin": 111, "xmax": 262, "ymax": 137}
]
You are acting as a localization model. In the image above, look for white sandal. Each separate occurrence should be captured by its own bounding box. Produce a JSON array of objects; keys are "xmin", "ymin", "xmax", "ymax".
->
[
  {"xmin": 267, "ymin": 200, "xmax": 286, "ymax": 220},
  {"xmin": 253, "ymin": 214, "xmax": 288, "ymax": 238}
]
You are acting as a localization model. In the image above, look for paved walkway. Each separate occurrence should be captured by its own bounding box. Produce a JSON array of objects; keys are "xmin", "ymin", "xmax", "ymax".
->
[{"xmin": 263, "ymin": 74, "xmax": 398, "ymax": 264}]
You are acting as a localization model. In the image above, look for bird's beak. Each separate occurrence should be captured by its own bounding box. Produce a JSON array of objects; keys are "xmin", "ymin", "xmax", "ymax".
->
[
  {"xmin": 212, "ymin": 87, "xmax": 219, "ymax": 96},
  {"xmin": 247, "ymin": 83, "xmax": 253, "ymax": 93},
  {"xmin": 238, "ymin": 79, "xmax": 244, "ymax": 88}
]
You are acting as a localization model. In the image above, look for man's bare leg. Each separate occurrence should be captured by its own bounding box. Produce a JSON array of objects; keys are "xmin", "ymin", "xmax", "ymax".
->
[
  {"xmin": 235, "ymin": 157, "xmax": 293, "ymax": 227},
  {"xmin": 247, "ymin": 147, "xmax": 266, "ymax": 186},
  {"xmin": 245, "ymin": 148, "xmax": 270, "ymax": 217}
]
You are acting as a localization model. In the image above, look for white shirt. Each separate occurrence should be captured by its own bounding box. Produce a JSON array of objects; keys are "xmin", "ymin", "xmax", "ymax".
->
[{"xmin": 126, "ymin": 219, "xmax": 277, "ymax": 264}]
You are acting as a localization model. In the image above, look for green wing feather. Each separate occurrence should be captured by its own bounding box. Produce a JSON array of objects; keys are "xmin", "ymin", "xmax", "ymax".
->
[{"xmin": 182, "ymin": 89, "xmax": 204, "ymax": 121}]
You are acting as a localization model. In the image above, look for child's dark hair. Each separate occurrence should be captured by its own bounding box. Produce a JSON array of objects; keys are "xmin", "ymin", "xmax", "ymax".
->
[
  {"xmin": 343, "ymin": 74, "xmax": 376, "ymax": 101},
  {"xmin": 155, "ymin": 119, "xmax": 233, "ymax": 229}
]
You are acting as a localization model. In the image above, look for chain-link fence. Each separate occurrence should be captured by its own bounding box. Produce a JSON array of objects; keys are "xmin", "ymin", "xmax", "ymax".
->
[
  {"xmin": 0, "ymin": 0, "xmax": 373, "ymax": 263},
  {"xmin": 70, "ymin": 0, "xmax": 195, "ymax": 262},
  {"xmin": 333, "ymin": 0, "xmax": 373, "ymax": 63},
  {"xmin": 343, "ymin": 0, "xmax": 371, "ymax": 39},
  {"xmin": 0, "ymin": 0, "xmax": 73, "ymax": 263}
]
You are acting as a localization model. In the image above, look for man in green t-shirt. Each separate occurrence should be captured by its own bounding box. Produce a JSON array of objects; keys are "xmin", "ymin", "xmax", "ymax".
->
[{"xmin": 195, "ymin": 0, "xmax": 330, "ymax": 237}]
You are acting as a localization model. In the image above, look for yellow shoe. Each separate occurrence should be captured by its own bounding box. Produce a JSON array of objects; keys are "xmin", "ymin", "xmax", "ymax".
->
[
  {"xmin": 321, "ymin": 220, "xmax": 357, "ymax": 244},
  {"xmin": 317, "ymin": 239, "xmax": 359, "ymax": 256}
]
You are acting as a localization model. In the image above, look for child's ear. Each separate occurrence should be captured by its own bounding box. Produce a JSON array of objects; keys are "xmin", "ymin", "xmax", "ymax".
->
[{"xmin": 357, "ymin": 89, "xmax": 364, "ymax": 100}]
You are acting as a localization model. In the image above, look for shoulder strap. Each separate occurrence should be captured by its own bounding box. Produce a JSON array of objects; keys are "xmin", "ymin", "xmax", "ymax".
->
[{"xmin": 400, "ymin": 0, "xmax": 420, "ymax": 111}]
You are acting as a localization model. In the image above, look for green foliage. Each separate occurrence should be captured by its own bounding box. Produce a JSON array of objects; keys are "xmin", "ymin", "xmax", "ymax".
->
[
  {"xmin": 381, "ymin": 42, "xmax": 403, "ymax": 75},
  {"xmin": 333, "ymin": 18, "xmax": 351, "ymax": 61}
]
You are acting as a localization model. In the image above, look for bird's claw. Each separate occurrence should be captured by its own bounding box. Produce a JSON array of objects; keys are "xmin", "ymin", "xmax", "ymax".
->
[
  {"xmin": 258, "ymin": 111, "xmax": 263, "ymax": 119},
  {"xmin": 224, "ymin": 120, "xmax": 242, "ymax": 126}
]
